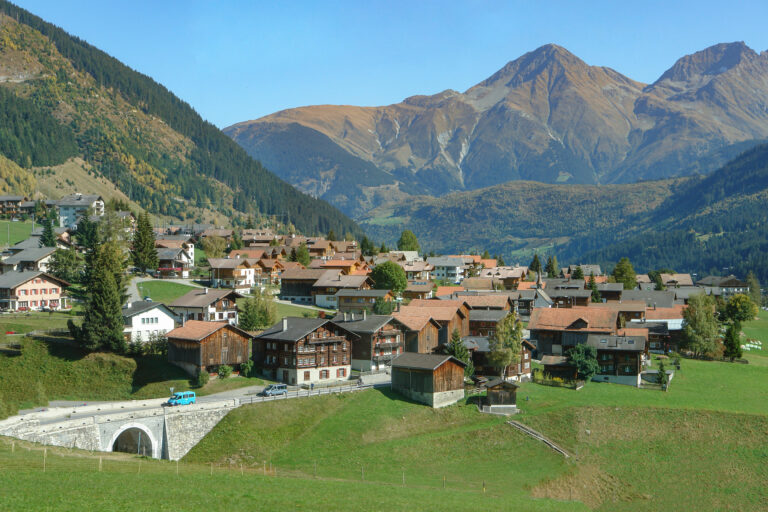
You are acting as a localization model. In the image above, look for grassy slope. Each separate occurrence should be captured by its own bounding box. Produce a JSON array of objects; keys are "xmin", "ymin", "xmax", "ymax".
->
[
  {"xmin": 186, "ymin": 389, "xmax": 579, "ymax": 510},
  {"xmin": 742, "ymin": 309, "xmax": 768, "ymax": 357},
  {"xmin": 135, "ymin": 281, "xmax": 195, "ymax": 303},
  {"xmin": 0, "ymin": 219, "xmax": 33, "ymax": 247},
  {"xmin": 0, "ymin": 440, "xmax": 555, "ymax": 512}
]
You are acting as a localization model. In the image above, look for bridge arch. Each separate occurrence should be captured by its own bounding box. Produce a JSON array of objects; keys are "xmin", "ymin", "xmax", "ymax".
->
[{"xmin": 107, "ymin": 422, "xmax": 160, "ymax": 459}]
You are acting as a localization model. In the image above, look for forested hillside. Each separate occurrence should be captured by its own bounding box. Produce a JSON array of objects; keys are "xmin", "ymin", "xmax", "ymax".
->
[
  {"xmin": 0, "ymin": 1, "xmax": 361, "ymax": 236},
  {"xmin": 364, "ymin": 143, "xmax": 768, "ymax": 281}
]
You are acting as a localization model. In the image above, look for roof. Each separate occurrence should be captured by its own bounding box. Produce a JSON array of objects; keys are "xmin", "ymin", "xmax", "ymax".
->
[
  {"xmin": 528, "ymin": 307, "xmax": 618, "ymax": 333},
  {"xmin": 484, "ymin": 377, "xmax": 519, "ymax": 389},
  {"xmin": 427, "ymin": 257, "xmax": 467, "ymax": 268},
  {"xmin": 169, "ymin": 288, "xmax": 241, "ymax": 308},
  {"xmin": 230, "ymin": 249, "xmax": 267, "ymax": 259},
  {"xmin": 0, "ymin": 270, "xmax": 69, "ymax": 289},
  {"xmin": 207, "ymin": 258, "xmax": 246, "ymax": 269},
  {"xmin": 435, "ymin": 286, "xmax": 463, "ymax": 297},
  {"xmin": 462, "ymin": 336, "xmax": 489, "ymax": 351},
  {"xmin": 635, "ymin": 274, "xmax": 652, "ymax": 283},
  {"xmin": 589, "ymin": 300, "xmax": 647, "ymax": 313},
  {"xmin": 462, "ymin": 277, "xmax": 495, "ymax": 290},
  {"xmin": 618, "ymin": 290, "xmax": 676, "ymax": 309},
  {"xmin": 391, "ymin": 312, "xmax": 440, "ymax": 332},
  {"xmin": 469, "ymin": 309, "xmax": 510, "ymax": 322},
  {"xmin": 313, "ymin": 270, "xmax": 369, "ymax": 289},
  {"xmin": 696, "ymin": 274, "xmax": 747, "ymax": 287},
  {"xmin": 461, "ymin": 294, "xmax": 509, "ymax": 309},
  {"xmin": 479, "ymin": 259, "xmax": 497, "ymax": 268},
  {"xmin": 540, "ymin": 355, "xmax": 570, "ymax": 366},
  {"xmin": 335, "ymin": 288, "xmax": 391, "ymax": 298},
  {"xmin": 596, "ymin": 283, "xmax": 624, "ymax": 292},
  {"xmin": 586, "ymin": 334, "xmax": 646, "ymax": 352},
  {"xmin": 391, "ymin": 353, "xmax": 466, "ymax": 371},
  {"xmin": 280, "ymin": 268, "xmax": 330, "ymax": 281},
  {"xmin": 389, "ymin": 251, "xmax": 420, "ymax": 262},
  {"xmin": 0, "ymin": 195, "xmax": 24, "ymax": 201},
  {"xmin": 547, "ymin": 289, "xmax": 592, "ymax": 298},
  {"xmin": 568, "ymin": 264, "xmax": 602, "ymax": 276},
  {"xmin": 645, "ymin": 305, "xmax": 686, "ymax": 320},
  {"xmin": 2, "ymin": 247, "xmax": 56, "ymax": 264},
  {"xmin": 256, "ymin": 317, "xmax": 360, "ymax": 342},
  {"xmin": 122, "ymin": 301, "xmax": 176, "ymax": 324},
  {"xmin": 479, "ymin": 266, "xmax": 527, "ymax": 279},
  {"xmin": 405, "ymin": 282, "xmax": 434, "ymax": 293},
  {"xmin": 167, "ymin": 321, "xmax": 251, "ymax": 342},
  {"xmin": 673, "ymin": 286, "xmax": 708, "ymax": 300},
  {"xmin": 331, "ymin": 314, "xmax": 395, "ymax": 333},
  {"xmin": 157, "ymin": 248, "xmax": 186, "ymax": 260},
  {"xmin": 398, "ymin": 305, "xmax": 464, "ymax": 323}
]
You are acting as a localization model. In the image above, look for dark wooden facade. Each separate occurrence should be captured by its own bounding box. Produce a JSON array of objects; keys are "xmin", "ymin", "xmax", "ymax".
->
[
  {"xmin": 391, "ymin": 360, "xmax": 464, "ymax": 394},
  {"xmin": 167, "ymin": 324, "xmax": 251, "ymax": 375}
]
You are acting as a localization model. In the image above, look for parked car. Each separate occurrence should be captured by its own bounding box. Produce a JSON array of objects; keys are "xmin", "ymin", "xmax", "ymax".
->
[
  {"xmin": 167, "ymin": 391, "xmax": 196, "ymax": 406},
  {"xmin": 260, "ymin": 384, "xmax": 288, "ymax": 397}
]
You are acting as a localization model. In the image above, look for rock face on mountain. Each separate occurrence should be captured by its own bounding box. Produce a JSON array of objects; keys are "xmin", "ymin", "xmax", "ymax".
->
[{"xmin": 226, "ymin": 43, "xmax": 768, "ymax": 217}]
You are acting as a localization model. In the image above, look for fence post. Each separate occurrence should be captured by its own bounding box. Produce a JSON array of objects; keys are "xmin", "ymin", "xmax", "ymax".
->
[
  {"xmin": 361, "ymin": 465, "xmax": 364, "ymax": 481},
  {"xmin": 99, "ymin": 456, "xmax": 102, "ymax": 472},
  {"xmin": 43, "ymin": 447, "xmax": 46, "ymax": 472},
  {"xmin": 402, "ymin": 471, "xmax": 405, "ymax": 487}
]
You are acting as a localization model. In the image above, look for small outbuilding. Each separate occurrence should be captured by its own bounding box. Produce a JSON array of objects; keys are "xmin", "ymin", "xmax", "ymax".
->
[
  {"xmin": 391, "ymin": 353, "xmax": 466, "ymax": 408},
  {"xmin": 484, "ymin": 378, "xmax": 520, "ymax": 406}
]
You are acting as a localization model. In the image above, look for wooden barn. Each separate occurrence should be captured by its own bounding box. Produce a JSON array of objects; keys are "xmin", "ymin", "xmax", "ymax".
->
[
  {"xmin": 484, "ymin": 378, "xmax": 519, "ymax": 406},
  {"xmin": 167, "ymin": 320, "xmax": 252, "ymax": 376},
  {"xmin": 391, "ymin": 353, "xmax": 466, "ymax": 408}
]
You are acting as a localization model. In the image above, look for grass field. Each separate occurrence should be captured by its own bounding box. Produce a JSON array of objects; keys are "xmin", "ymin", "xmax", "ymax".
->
[
  {"xmin": 0, "ymin": 311, "xmax": 76, "ymax": 336},
  {"xmin": 0, "ymin": 219, "xmax": 34, "ymax": 247},
  {"xmin": 135, "ymin": 281, "xmax": 195, "ymax": 303},
  {"xmin": 742, "ymin": 308, "xmax": 768, "ymax": 356}
]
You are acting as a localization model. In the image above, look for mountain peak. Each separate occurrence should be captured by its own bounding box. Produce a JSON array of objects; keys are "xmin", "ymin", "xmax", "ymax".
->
[
  {"xmin": 478, "ymin": 43, "xmax": 587, "ymax": 87},
  {"xmin": 655, "ymin": 42, "xmax": 757, "ymax": 84}
]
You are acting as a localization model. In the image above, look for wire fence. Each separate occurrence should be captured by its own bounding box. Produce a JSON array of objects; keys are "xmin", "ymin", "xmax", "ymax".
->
[{"xmin": 0, "ymin": 438, "xmax": 494, "ymax": 496}]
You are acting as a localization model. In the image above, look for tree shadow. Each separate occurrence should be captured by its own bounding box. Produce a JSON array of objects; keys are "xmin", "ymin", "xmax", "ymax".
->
[
  {"xmin": 131, "ymin": 354, "xmax": 191, "ymax": 393},
  {"xmin": 38, "ymin": 335, "xmax": 88, "ymax": 362}
]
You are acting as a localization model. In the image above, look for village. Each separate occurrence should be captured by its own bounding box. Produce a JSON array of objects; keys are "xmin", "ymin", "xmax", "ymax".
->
[{"xmin": 0, "ymin": 192, "xmax": 760, "ymax": 413}]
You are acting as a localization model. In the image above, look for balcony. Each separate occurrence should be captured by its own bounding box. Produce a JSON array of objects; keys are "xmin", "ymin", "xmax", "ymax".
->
[
  {"xmin": 379, "ymin": 329, "xmax": 401, "ymax": 337},
  {"xmin": 307, "ymin": 335, "xmax": 346, "ymax": 345},
  {"xmin": 376, "ymin": 341, "xmax": 402, "ymax": 350},
  {"xmin": 372, "ymin": 353, "xmax": 396, "ymax": 362}
]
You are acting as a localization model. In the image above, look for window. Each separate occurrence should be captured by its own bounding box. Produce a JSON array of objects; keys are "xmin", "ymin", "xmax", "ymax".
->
[
  {"xmin": 524, "ymin": 362, "xmax": 530, "ymax": 369},
  {"xmin": 320, "ymin": 370, "xmax": 329, "ymax": 379},
  {"xmin": 304, "ymin": 371, "xmax": 310, "ymax": 381}
]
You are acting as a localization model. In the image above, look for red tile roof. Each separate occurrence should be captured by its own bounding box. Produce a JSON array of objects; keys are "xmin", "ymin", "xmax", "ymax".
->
[{"xmin": 529, "ymin": 307, "xmax": 618, "ymax": 333}]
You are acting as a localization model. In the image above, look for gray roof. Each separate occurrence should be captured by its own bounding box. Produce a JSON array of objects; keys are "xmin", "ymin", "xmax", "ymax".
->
[
  {"xmin": 673, "ymin": 286, "xmax": 707, "ymax": 300},
  {"xmin": 469, "ymin": 310, "xmax": 510, "ymax": 322},
  {"xmin": 0, "ymin": 195, "xmax": 24, "ymax": 201},
  {"xmin": 2, "ymin": 247, "xmax": 56, "ymax": 264},
  {"xmin": 334, "ymin": 289, "xmax": 391, "ymax": 298},
  {"xmin": 391, "ymin": 352, "xmax": 467, "ymax": 370},
  {"xmin": 696, "ymin": 275, "xmax": 747, "ymax": 287},
  {"xmin": 586, "ymin": 334, "xmax": 646, "ymax": 352},
  {"xmin": 331, "ymin": 314, "xmax": 395, "ymax": 334},
  {"xmin": 463, "ymin": 336, "xmax": 490, "ymax": 352},
  {"xmin": 547, "ymin": 289, "xmax": 592, "ymax": 298},
  {"xmin": 628, "ymin": 321, "xmax": 669, "ymax": 336},
  {"xmin": 620, "ymin": 290, "xmax": 675, "ymax": 309},
  {"xmin": 122, "ymin": 301, "xmax": 177, "ymax": 323},
  {"xmin": 0, "ymin": 270, "xmax": 68, "ymax": 289},
  {"xmin": 546, "ymin": 278, "xmax": 583, "ymax": 289},
  {"xmin": 597, "ymin": 283, "xmax": 624, "ymax": 292},
  {"xmin": 10, "ymin": 237, "xmax": 45, "ymax": 250},
  {"xmin": 427, "ymin": 257, "xmax": 467, "ymax": 268},
  {"xmin": 31, "ymin": 227, "xmax": 68, "ymax": 236},
  {"xmin": 169, "ymin": 288, "xmax": 241, "ymax": 308},
  {"xmin": 568, "ymin": 264, "xmax": 602, "ymax": 276},
  {"xmin": 157, "ymin": 248, "xmax": 185, "ymax": 260},
  {"xmin": 256, "ymin": 317, "xmax": 359, "ymax": 342},
  {"xmin": 484, "ymin": 377, "xmax": 519, "ymax": 389},
  {"xmin": 312, "ymin": 271, "xmax": 368, "ymax": 289}
]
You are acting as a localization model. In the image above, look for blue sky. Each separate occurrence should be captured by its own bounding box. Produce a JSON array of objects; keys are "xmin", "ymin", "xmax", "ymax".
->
[{"xmin": 16, "ymin": 1, "xmax": 768, "ymax": 128}]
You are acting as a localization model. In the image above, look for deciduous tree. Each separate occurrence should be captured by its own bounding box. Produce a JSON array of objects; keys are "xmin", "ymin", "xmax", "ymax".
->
[
  {"xmin": 488, "ymin": 312, "xmax": 522, "ymax": 378},
  {"xmin": 612, "ymin": 257, "xmax": 637, "ymax": 290},
  {"xmin": 371, "ymin": 261, "xmax": 407, "ymax": 294},
  {"xmin": 568, "ymin": 344, "xmax": 599, "ymax": 381},
  {"xmin": 683, "ymin": 293, "xmax": 719, "ymax": 358},
  {"xmin": 723, "ymin": 321, "xmax": 743, "ymax": 362},
  {"xmin": 397, "ymin": 230, "xmax": 420, "ymax": 252},
  {"xmin": 724, "ymin": 294, "xmax": 758, "ymax": 323}
]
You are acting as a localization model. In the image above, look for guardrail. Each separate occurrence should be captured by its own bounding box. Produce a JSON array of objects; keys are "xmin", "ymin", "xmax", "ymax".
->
[{"xmin": 242, "ymin": 383, "xmax": 374, "ymax": 404}]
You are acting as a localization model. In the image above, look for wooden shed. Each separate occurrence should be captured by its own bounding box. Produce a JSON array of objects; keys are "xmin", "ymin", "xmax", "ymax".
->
[
  {"xmin": 484, "ymin": 378, "xmax": 519, "ymax": 406},
  {"xmin": 391, "ymin": 353, "xmax": 466, "ymax": 408},
  {"xmin": 167, "ymin": 320, "xmax": 252, "ymax": 376}
]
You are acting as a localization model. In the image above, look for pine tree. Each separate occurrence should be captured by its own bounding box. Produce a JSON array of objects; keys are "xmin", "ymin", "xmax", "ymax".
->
[
  {"xmin": 74, "ymin": 258, "xmax": 125, "ymax": 353},
  {"xmin": 245, "ymin": 215, "xmax": 255, "ymax": 229},
  {"xmin": 496, "ymin": 254, "xmax": 506, "ymax": 266},
  {"xmin": 373, "ymin": 296, "xmax": 395, "ymax": 315},
  {"xmin": 481, "ymin": 250, "xmax": 491, "ymax": 260},
  {"xmin": 723, "ymin": 321, "xmax": 743, "ymax": 362},
  {"xmin": 327, "ymin": 230, "xmax": 337, "ymax": 242},
  {"xmin": 571, "ymin": 266, "xmax": 585, "ymax": 280},
  {"xmin": 295, "ymin": 243, "xmax": 311, "ymax": 267},
  {"xmin": 39, "ymin": 218, "xmax": 56, "ymax": 247},
  {"xmin": 547, "ymin": 255, "xmax": 559, "ymax": 278},
  {"xmin": 529, "ymin": 254, "xmax": 542, "ymax": 275},
  {"xmin": 360, "ymin": 236, "xmax": 375, "ymax": 256},
  {"xmin": 131, "ymin": 212, "xmax": 158, "ymax": 274},
  {"xmin": 589, "ymin": 272, "xmax": 601, "ymax": 302},
  {"xmin": 746, "ymin": 271, "xmax": 761, "ymax": 306},
  {"xmin": 444, "ymin": 328, "xmax": 474, "ymax": 378},
  {"xmin": 239, "ymin": 297, "xmax": 260, "ymax": 331},
  {"xmin": 612, "ymin": 257, "xmax": 637, "ymax": 290},
  {"xmin": 379, "ymin": 243, "xmax": 389, "ymax": 254}
]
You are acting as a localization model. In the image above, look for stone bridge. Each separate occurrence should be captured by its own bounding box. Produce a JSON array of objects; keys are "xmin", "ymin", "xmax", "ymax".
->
[{"xmin": 0, "ymin": 398, "xmax": 238, "ymax": 460}]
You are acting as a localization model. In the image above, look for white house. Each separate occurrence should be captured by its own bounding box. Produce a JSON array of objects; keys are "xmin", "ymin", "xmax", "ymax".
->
[
  {"xmin": 427, "ymin": 257, "xmax": 467, "ymax": 284},
  {"xmin": 57, "ymin": 193, "xmax": 104, "ymax": 229},
  {"xmin": 122, "ymin": 300, "xmax": 178, "ymax": 342}
]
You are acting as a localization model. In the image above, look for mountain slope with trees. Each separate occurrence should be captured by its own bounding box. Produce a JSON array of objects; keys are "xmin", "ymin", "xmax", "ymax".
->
[{"xmin": 0, "ymin": 1, "xmax": 361, "ymax": 237}]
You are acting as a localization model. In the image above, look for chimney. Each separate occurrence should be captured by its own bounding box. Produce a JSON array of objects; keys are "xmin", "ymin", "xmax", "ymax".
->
[
  {"xmin": 351, "ymin": 312, "xmax": 355, "ymax": 321},
  {"xmin": 343, "ymin": 312, "xmax": 348, "ymax": 322},
  {"xmin": 204, "ymin": 287, "xmax": 208, "ymax": 294},
  {"xmin": 363, "ymin": 310, "xmax": 367, "ymax": 320},
  {"xmin": 282, "ymin": 317, "xmax": 288, "ymax": 331}
]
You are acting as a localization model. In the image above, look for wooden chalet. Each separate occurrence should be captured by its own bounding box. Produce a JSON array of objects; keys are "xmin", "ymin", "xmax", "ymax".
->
[
  {"xmin": 391, "ymin": 353, "xmax": 466, "ymax": 408},
  {"xmin": 333, "ymin": 312, "xmax": 404, "ymax": 372},
  {"xmin": 169, "ymin": 288, "xmax": 241, "ymax": 325},
  {"xmin": 167, "ymin": 321, "xmax": 252, "ymax": 377},
  {"xmin": 586, "ymin": 334, "xmax": 647, "ymax": 387},
  {"xmin": 464, "ymin": 337, "xmax": 534, "ymax": 381},
  {"xmin": 335, "ymin": 289, "xmax": 394, "ymax": 314},
  {"xmin": 391, "ymin": 312, "xmax": 442, "ymax": 354},
  {"xmin": 399, "ymin": 299, "xmax": 470, "ymax": 344},
  {"xmin": 254, "ymin": 317, "xmax": 359, "ymax": 385},
  {"xmin": 403, "ymin": 282, "xmax": 434, "ymax": 300},
  {"xmin": 528, "ymin": 307, "xmax": 619, "ymax": 357}
]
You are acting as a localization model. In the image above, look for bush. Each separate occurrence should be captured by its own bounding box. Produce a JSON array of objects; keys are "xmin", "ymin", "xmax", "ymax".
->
[
  {"xmin": 218, "ymin": 365, "xmax": 233, "ymax": 379},
  {"xmin": 240, "ymin": 360, "xmax": 254, "ymax": 378},
  {"xmin": 195, "ymin": 369, "xmax": 209, "ymax": 387}
]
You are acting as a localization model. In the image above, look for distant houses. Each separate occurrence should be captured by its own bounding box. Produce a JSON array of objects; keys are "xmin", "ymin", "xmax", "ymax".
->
[
  {"xmin": 0, "ymin": 271, "xmax": 69, "ymax": 311},
  {"xmin": 122, "ymin": 300, "xmax": 177, "ymax": 343}
]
